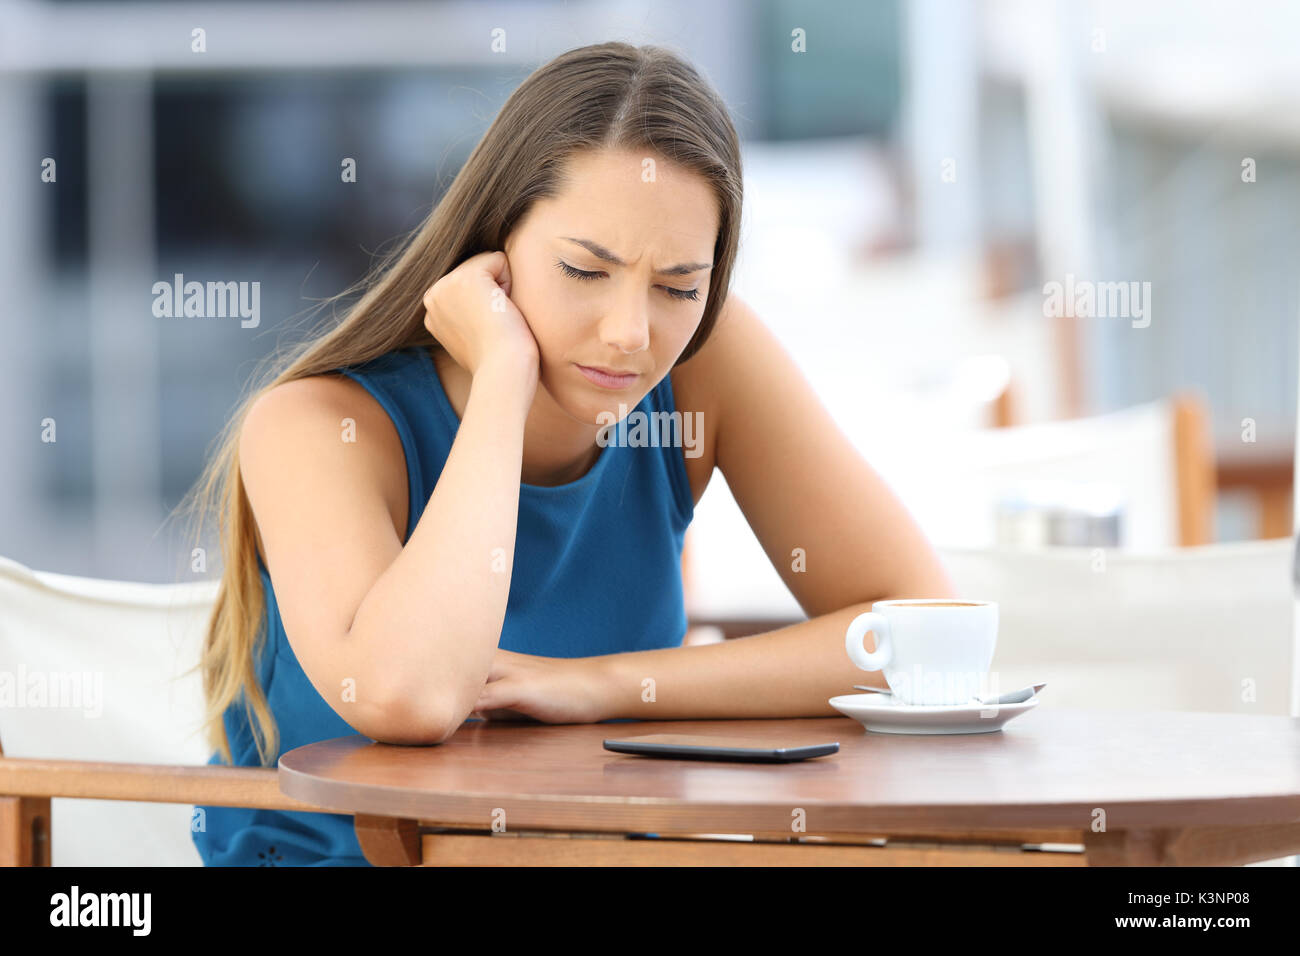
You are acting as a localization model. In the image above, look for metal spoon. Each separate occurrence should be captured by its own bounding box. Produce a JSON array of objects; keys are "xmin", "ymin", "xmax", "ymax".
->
[{"xmin": 852, "ymin": 682, "xmax": 1046, "ymax": 705}]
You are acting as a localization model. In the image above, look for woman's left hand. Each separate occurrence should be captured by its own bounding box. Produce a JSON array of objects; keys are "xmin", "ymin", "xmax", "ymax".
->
[{"xmin": 472, "ymin": 649, "xmax": 611, "ymax": 724}]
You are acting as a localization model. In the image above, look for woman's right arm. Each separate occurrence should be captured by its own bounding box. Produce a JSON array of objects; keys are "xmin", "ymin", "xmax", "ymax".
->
[
  {"xmin": 240, "ymin": 356, "xmax": 534, "ymax": 746},
  {"xmin": 351, "ymin": 354, "xmax": 537, "ymax": 741},
  {"xmin": 239, "ymin": 252, "xmax": 540, "ymax": 745}
]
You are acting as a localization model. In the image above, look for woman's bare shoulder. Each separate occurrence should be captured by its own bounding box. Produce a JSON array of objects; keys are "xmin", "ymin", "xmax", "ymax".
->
[
  {"xmin": 243, "ymin": 372, "xmax": 403, "ymax": 451},
  {"xmin": 239, "ymin": 372, "xmax": 410, "ymax": 560}
]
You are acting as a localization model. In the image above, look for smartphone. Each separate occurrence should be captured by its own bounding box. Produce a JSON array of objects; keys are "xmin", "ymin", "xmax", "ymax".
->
[{"xmin": 603, "ymin": 733, "xmax": 839, "ymax": 763}]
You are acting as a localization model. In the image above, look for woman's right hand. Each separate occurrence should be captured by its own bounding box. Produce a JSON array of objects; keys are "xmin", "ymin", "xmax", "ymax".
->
[{"xmin": 422, "ymin": 251, "xmax": 540, "ymax": 383}]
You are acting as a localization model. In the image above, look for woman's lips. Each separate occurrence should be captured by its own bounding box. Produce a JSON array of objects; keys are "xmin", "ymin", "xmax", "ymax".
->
[{"xmin": 575, "ymin": 363, "xmax": 639, "ymax": 389}]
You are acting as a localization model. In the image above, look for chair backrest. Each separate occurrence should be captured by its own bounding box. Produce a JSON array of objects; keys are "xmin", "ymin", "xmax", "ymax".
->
[
  {"xmin": 939, "ymin": 538, "xmax": 1293, "ymax": 715},
  {"xmin": 0, "ymin": 554, "xmax": 216, "ymax": 865},
  {"xmin": 862, "ymin": 396, "xmax": 1205, "ymax": 550}
]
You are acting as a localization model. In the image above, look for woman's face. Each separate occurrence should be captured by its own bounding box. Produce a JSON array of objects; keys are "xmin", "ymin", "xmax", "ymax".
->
[{"xmin": 503, "ymin": 148, "xmax": 720, "ymax": 425}]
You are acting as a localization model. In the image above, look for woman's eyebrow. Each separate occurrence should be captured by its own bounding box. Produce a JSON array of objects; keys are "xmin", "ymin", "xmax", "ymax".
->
[{"xmin": 559, "ymin": 236, "xmax": 712, "ymax": 276}]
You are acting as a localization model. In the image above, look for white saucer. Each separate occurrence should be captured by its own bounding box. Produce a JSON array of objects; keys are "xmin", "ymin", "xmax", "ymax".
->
[{"xmin": 828, "ymin": 693, "xmax": 1040, "ymax": 735}]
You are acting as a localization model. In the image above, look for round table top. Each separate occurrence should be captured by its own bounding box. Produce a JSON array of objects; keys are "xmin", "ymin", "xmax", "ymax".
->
[{"xmin": 277, "ymin": 708, "xmax": 1300, "ymax": 834}]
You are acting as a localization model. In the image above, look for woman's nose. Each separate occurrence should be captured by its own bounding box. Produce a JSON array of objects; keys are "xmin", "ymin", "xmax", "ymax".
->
[{"xmin": 603, "ymin": 312, "xmax": 649, "ymax": 355}]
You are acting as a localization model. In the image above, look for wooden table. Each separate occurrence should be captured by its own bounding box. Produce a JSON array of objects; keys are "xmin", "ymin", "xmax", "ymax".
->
[{"xmin": 277, "ymin": 709, "xmax": 1300, "ymax": 866}]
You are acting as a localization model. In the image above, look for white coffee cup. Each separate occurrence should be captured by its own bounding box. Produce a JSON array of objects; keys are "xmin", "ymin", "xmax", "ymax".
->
[{"xmin": 844, "ymin": 599, "xmax": 998, "ymax": 706}]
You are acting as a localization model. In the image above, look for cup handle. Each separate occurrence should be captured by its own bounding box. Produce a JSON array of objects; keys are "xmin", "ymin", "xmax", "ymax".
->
[{"xmin": 845, "ymin": 612, "xmax": 891, "ymax": 671}]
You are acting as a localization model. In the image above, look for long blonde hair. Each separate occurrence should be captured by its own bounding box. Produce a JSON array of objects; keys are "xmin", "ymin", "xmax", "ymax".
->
[{"xmin": 175, "ymin": 41, "xmax": 744, "ymax": 767}]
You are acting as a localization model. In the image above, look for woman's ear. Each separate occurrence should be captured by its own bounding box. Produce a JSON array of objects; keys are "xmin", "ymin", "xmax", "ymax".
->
[
  {"xmin": 499, "ymin": 236, "xmax": 516, "ymax": 298},
  {"xmin": 498, "ymin": 253, "xmax": 512, "ymax": 298}
]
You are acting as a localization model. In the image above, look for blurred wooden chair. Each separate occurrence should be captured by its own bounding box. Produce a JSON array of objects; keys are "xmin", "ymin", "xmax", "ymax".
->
[
  {"xmin": 988, "ymin": 382, "xmax": 1215, "ymax": 547},
  {"xmin": 1217, "ymin": 437, "xmax": 1294, "ymax": 540},
  {"xmin": 935, "ymin": 388, "xmax": 1215, "ymax": 548}
]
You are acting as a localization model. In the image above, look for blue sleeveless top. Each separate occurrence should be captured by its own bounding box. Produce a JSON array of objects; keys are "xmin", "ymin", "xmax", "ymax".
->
[{"xmin": 192, "ymin": 345, "xmax": 695, "ymax": 866}]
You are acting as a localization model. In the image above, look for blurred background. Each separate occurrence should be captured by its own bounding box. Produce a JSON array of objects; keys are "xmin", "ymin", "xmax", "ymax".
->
[{"xmin": 1, "ymin": 0, "xmax": 1297, "ymax": 613}]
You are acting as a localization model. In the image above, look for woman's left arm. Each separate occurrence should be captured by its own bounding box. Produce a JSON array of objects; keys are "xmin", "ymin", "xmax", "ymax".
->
[{"xmin": 592, "ymin": 293, "xmax": 958, "ymax": 719}]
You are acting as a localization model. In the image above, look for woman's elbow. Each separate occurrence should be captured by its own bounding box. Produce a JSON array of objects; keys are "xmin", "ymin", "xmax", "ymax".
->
[{"xmin": 345, "ymin": 694, "xmax": 460, "ymax": 745}]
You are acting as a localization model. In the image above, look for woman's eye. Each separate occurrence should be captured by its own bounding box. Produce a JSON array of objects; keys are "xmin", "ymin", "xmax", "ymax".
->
[
  {"xmin": 554, "ymin": 258, "xmax": 701, "ymax": 302},
  {"xmin": 555, "ymin": 259, "xmax": 601, "ymax": 281}
]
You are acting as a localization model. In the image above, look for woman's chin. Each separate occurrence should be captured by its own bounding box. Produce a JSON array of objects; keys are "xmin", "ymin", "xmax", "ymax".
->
[
  {"xmin": 578, "ymin": 398, "xmax": 638, "ymax": 428},
  {"xmin": 544, "ymin": 379, "xmax": 641, "ymax": 426}
]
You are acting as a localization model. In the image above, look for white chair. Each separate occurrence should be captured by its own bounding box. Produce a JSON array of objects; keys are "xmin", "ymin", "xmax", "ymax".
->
[
  {"xmin": 910, "ymin": 394, "xmax": 1211, "ymax": 549},
  {"xmin": 940, "ymin": 538, "xmax": 1293, "ymax": 716},
  {"xmin": 0, "ymin": 554, "xmax": 216, "ymax": 865}
]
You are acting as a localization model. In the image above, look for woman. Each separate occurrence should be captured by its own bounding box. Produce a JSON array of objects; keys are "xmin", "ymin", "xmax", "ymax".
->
[{"xmin": 182, "ymin": 41, "xmax": 955, "ymax": 867}]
